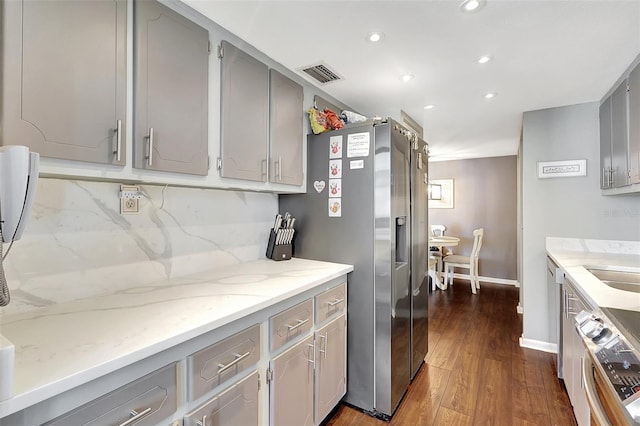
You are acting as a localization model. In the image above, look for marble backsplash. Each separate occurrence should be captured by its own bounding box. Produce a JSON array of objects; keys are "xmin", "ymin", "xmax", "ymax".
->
[{"xmin": 1, "ymin": 178, "xmax": 278, "ymax": 315}]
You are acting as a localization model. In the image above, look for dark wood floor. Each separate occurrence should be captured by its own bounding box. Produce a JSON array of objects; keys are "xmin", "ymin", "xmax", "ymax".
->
[{"xmin": 326, "ymin": 280, "xmax": 577, "ymax": 426}]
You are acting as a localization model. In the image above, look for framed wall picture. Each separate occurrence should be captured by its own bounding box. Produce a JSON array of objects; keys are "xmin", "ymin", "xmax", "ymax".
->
[
  {"xmin": 537, "ymin": 159, "xmax": 587, "ymax": 178},
  {"xmin": 429, "ymin": 179, "xmax": 454, "ymax": 209}
]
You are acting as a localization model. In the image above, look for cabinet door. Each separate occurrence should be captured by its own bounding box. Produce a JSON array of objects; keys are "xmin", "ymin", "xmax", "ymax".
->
[
  {"xmin": 599, "ymin": 98, "xmax": 613, "ymax": 189},
  {"xmin": 134, "ymin": 0, "xmax": 209, "ymax": 175},
  {"xmin": 610, "ymin": 80, "xmax": 630, "ymax": 188},
  {"xmin": 571, "ymin": 328, "xmax": 590, "ymax": 426},
  {"xmin": 270, "ymin": 335, "xmax": 314, "ymax": 426},
  {"xmin": 1, "ymin": 0, "xmax": 127, "ymax": 165},
  {"xmin": 629, "ymin": 63, "xmax": 640, "ymax": 184},
  {"xmin": 220, "ymin": 41, "xmax": 269, "ymax": 182},
  {"xmin": 315, "ymin": 315, "xmax": 346, "ymax": 425},
  {"xmin": 183, "ymin": 371, "xmax": 259, "ymax": 426},
  {"xmin": 269, "ymin": 70, "xmax": 304, "ymax": 186},
  {"xmin": 561, "ymin": 288, "xmax": 574, "ymax": 397}
]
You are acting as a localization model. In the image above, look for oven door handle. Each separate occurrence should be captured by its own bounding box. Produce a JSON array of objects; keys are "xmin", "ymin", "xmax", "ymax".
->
[{"xmin": 582, "ymin": 355, "xmax": 612, "ymax": 426}]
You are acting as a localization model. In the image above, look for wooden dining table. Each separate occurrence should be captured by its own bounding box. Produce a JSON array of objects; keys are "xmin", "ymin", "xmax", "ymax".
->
[{"xmin": 428, "ymin": 236, "xmax": 460, "ymax": 289}]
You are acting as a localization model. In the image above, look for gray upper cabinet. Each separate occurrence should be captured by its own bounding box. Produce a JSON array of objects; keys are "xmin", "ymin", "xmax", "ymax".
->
[
  {"xmin": 1, "ymin": 0, "xmax": 127, "ymax": 165},
  {"xmin": 219, "ymin": 40, "xmax": 270, "ymax": 182},
  {"xmin": 599, "ymin": 98, "xmax": 613, "ymax": 189},
  {"xmin": 270, "ymin": 70, "xmax": 304, "ymax": 186},
  {"xmin": 610, "ymin": 80, "xmax": 630, "ymax": 188},
  {"xmin": 134, "ymin": 0, "xmax": 209, "ymax": 175},
  {"xmin": 629, "ymin": 63, "xmax": 640, "ymax": 184}
]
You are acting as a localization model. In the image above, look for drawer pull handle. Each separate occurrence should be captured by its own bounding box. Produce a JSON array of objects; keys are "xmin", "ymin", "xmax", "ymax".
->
[
  {"xmin": 287, "ymin": 318, "xmax": 309, "ymax": 331},
  {"xmin": 328, "ymin": 298, "xmax": 344, "ymax": 307},
  {"xmin": 119, "ymin": 407, "xmax": 152, "ymax": 426},
  {"xmin": 218, "ymin": 351, "xmax": 251, "ymax": 374}
]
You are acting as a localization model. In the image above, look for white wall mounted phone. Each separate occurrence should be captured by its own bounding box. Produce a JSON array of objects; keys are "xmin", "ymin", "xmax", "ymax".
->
[{"xmin": 0, "ymin": 145, "xmax": 40, "ymax": 306}]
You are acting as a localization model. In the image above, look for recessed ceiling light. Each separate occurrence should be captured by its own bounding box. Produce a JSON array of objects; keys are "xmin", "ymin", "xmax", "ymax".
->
[
  {"xmin": 484, "ymin": 92, "xmax": 496, "ymax": 99},
  {"xmin": 368, "ymin": 32, "xmax": 384, "ymax": 42},
  {"xmin": 424, "ymin": 105, "xmax": 435, "ymax": 110},
  {"xmin": 401, "ymin": 74, "xmax": 415, "ymax": 83},
  {"xmin": 460, "ymin": 0, "xmax": 485, "ymax": 12},
  {"xmin": 477, "ymin": 55, "xmax": 492, "ymax": 64}
]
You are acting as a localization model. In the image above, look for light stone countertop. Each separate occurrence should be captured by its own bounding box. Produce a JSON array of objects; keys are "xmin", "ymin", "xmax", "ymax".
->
[
  {"xmin": 0, "ymin": 258, "xmax": 353, "ymax": 418},
  {"xmin": 546, "ymin": 237, "xmax": 640, "ymax": 312}
]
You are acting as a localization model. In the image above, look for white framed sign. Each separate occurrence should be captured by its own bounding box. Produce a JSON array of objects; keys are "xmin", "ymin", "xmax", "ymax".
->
[{"xmin": 537, "ymin": 159, "xmax": 587, "ymax": 178}]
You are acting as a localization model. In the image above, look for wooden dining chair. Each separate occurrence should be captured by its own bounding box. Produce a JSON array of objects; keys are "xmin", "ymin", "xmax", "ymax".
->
[{"xmin": 443, "ymin": 228, "xmax": 484, "ymax": 294}]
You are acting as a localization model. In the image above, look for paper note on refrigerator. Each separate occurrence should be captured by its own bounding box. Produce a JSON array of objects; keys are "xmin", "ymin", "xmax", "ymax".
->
[
  {"xmin": 329, "ymin": 159, "xmax": 342, "ymax": 178},
  {"xmin": 347, "ymin": 132, "xmax": 370, "ymax": 158},
  {"xmin": 328, "ymin": 198, "xmax": 342, "ymax": 217},
  {"xmin": 328, "ymin": 179, "xmax": 342, "ymax": 197},
  {"xmin": 329, "ymin": 135, "xmax": 343, "ymax": 159}
]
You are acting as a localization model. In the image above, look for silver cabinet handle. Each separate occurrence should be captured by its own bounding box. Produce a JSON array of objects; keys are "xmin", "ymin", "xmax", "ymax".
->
[
  {"xmin": 582, "ymin": 355, "xmax": 610, "ymax": 425},
  {"xmin": 261, "ymin": 158, "xmax": 267, "ymax": 180},
  {"xmin": 118, "ymin": 407, "xmax": 152, "ymax": 426},
  {"xmin": 197, "ymin": 414, "xmax": 207, "ymax": 426},
  {"xmin": 278, "ymin": 156, "xmax": 282, "ymax": 182},
  {"xmin": 328, "ymin": 298, "xmax": 344, "ymax": 307},
  {"xmin": 114, "ymin": 119, "xmax": 122, "ymax": 162},
  {"xmin": 146, "ymin": 127, "xmax": 154, "ymax": 166},
  {"xmin": 287, "ymin": 318, "xmax": 309, "ymax": 331},
  {"xmin": 217, "ymin": 351, "xmax": 251, "ymax": 374},
  {"xmin": 319, "ymin": 334, "xmax": 327, "ymax": 359},
  {"xmin": 308, "ymin": 342, "xmax": 315, "ymax": 365}
]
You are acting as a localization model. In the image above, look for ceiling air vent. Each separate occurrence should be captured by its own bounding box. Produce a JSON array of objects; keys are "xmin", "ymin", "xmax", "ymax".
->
[{"xmin": 299, "ymin": 63, "xmax": 342, "ymax": 84}]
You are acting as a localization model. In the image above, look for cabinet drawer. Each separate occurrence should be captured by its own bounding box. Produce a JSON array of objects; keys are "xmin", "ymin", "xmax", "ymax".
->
[
  {"xmin": 315, "ymin": 283, "xmax": 346, "ymax": 324},
  {"xmin": 45, "ymin": 363, "xmax": 177, "ymax": 426},
  {"xmin": 183, "ymin": 371, "xmax": 259, "ymax": 426},
  {"xmin": 270, "ymin": 299, "xmax": 313, "ymax": 351},
  {"xmin": 187, "ymin": 324, "xmax": 260, "ymax": 401}
]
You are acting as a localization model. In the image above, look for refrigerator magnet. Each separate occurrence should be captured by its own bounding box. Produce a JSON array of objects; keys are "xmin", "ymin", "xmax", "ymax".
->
[
  {"xmin": 328, "ymin": 199, "xmax": 342, "ymax": 217},
  {"xmin": 329, "ymin": 135, "xmax": 343, "ymax": 159},
  {"xmin": 313, "ymin": 180, "xmax": 326, "ymax": 193},
  {"xmin": 328, "ymin": 179, "xmax": 342, "ymax": 197},
  {"xmin": 329, "ymin": 159, "xmax": 342, "ymax": 178}
]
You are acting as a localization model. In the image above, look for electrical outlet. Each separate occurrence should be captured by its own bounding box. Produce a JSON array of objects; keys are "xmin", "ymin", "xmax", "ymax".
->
[{"xmin": 120, "ymin": 185, "xmax": 140, "ymax": 214}]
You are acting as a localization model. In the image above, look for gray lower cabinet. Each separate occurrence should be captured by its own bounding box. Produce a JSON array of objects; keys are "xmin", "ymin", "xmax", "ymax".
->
[
  {"xmin": 1, "ymin": 0, "xmax": 127, "ymax": 165},
  {"xmin": 315, "ymin": 314, "xmax": 346, "ymax": 424},
  {"xmin": 134, "ymin": 0, "xmax": 209, "ymax": 175},
  {"xmin": 270, "ymin": 334, "xmax": 315, "ymax": 426},
  {"xmin": 45, "ymin": 363, "xmax": 177, "ymax": 426},
  {"xmin": 269, "ymin": 70, "xmax": 304, "ymax": 186},
  {"xmin": 560, "ymin": 281, "xmax": 590, "ymax": 426},
  {"xmin": 629, "ymin": 63, "xmax": 640, "ymax": 184},
  {"xmin": 187, "ymin": 324, "xmax": 261, "ymax": 401},
  {"xmin": 184, "ymin": 371, "xmax": 259, "ymax": 426},
  {"xmin": 219, "ymin": 40, "xmax": 269, "ymax": 182}
]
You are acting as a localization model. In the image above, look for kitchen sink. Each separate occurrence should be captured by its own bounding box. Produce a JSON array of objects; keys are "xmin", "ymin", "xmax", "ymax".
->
[{"xmin": 585, "ymin": 265, "xmax": 640, "ymax": 293}]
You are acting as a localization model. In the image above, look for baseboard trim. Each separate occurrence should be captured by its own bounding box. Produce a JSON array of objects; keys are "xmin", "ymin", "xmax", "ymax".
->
[
  {"xmin": 519, "ymin": 337, "xmax": 558, "ymax": 354},
  {"xmin": 452, "ymin": 273, "xmax": 519, "ymax": 287}
]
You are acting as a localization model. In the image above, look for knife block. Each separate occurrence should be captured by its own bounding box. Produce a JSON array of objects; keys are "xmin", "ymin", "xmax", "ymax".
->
[{"xmin": 266, "ymin": 229, "xmax": 292, "ymax": 261}]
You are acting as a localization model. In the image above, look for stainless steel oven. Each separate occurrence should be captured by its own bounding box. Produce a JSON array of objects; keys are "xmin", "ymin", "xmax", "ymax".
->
[{"xmin": 576, "ymin": 308, "xmax": 640, "ymax": 425}]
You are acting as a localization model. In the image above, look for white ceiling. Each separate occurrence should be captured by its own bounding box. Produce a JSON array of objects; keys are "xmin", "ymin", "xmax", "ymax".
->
[{"xmin": 184, "ymin": 0, "xmax": 640, "ymax": 161}]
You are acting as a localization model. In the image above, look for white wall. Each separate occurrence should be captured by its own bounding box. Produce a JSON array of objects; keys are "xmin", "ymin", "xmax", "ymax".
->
[{"xmin": 521, "ymin": 102, "xmax": 640, "ymax": 347}]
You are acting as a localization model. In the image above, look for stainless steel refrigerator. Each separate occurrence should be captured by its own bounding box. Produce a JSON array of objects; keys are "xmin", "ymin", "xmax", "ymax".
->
[{"xmin": 280, "ymin": 119, "xmax": 429, "ymax": 418}]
